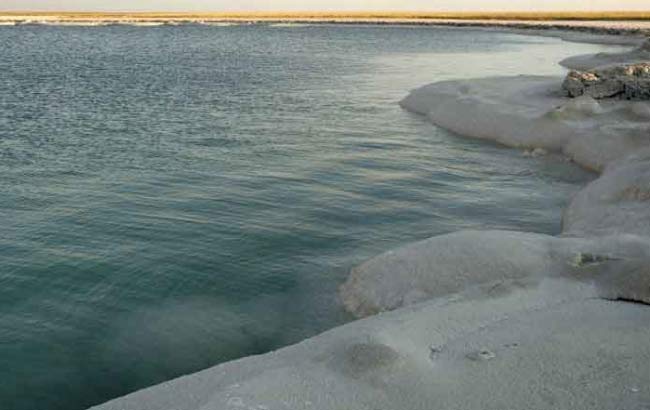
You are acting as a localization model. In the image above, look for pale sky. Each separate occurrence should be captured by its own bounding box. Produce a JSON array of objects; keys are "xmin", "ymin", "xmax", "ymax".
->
[{"xmin": 1, "ymin": 0, "xmax": 648, "ymax": 12}]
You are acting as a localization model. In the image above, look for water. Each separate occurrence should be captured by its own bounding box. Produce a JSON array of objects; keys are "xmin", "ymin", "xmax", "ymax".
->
[{"xmin": 0, "ymin": 24, "xmax": 617, "ymax": 410}]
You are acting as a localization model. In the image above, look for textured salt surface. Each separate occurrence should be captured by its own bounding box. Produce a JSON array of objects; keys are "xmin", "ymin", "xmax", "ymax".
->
[
  {"xmin": 92, "ymin": 279, "xmax": 650, "ymax": 410},
  {"xmin": 91, "ymin": 29, "xmax": 650, "ymax": 410},
  {"xmin": 341, "ymin": 231, "xmax": 650, "ymax": 317},
  {"xmin": 399, "ymin": 76, "xmax": 650, "ymax": 172}
]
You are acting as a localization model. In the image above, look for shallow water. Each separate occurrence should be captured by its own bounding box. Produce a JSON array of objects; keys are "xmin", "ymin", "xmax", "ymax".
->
[{"xmin": 0, "ymin": 24, "xmax": 618, "ymax": 409}]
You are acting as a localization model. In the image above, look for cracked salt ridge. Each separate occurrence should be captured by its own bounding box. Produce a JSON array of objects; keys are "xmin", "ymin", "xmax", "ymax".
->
[{"xmin": 91, "ymin": 34, "xmax": 650, "ymax": 410}]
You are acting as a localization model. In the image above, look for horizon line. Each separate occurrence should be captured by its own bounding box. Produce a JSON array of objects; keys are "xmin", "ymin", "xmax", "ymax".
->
[
  {"xmin": 1, "ymin": 10, "xmax": 649, "ymax": 17},
  {"xmin": 2, "ymin": 10, "xmax": 650, "ymax": 13}
]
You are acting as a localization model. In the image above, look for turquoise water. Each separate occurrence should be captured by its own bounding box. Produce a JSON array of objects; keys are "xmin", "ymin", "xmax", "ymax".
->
[{"xmin": 0, "ymin": 24, "xmax": 613, "ymax": 410}]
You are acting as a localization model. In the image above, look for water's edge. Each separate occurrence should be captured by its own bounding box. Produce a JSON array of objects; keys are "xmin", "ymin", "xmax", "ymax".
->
[{"xmin": 88, "ymin": 27, "xmax": 649, "ymax": 409}]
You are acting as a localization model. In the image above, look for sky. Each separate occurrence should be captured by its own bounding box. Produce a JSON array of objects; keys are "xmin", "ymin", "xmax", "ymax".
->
[{"xmin": 1, "ymin": 0, "xmax": 648, "ymax": 12}]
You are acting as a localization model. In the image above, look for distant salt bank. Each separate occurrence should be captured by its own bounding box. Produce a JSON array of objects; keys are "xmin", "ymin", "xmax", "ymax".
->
[
  {"xmin": 1, "ymin": 14, "xmax": 649, "ymax": 38},
  {"xmin": 87, "ymin": 25, "xmax": 650, "ymax": 410},
  {"xmin": 1, "ymin": 15, "xmax": 648, "ymax": 50}
]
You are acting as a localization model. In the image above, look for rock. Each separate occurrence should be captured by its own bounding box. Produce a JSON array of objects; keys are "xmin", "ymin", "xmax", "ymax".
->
[
  {"xmin": 562, "ymin": 63, "xmax": 650, "ymax": 100},
  {"xmin": 625, "ymin": 78, "xmax": 650, "ymax": 100},
  {"xmin": 562, "ymin": 71, "xmax": 618, "ymax": 99}
]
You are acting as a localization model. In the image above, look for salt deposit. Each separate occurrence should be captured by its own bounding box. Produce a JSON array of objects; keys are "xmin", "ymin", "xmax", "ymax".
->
[{"xmin": 91, "ymin": 277, "xmax": 650, "ymax": 410}]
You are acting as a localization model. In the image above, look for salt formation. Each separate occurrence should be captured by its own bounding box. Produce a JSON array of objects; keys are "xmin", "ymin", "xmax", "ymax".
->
[
  {"xmin": 92, "ymin": 277, "xmax": 650, "ymax": 410},
  {"xmin": 399, "ymin": 75, "xmax": 650, "ymax": 171},
  {"xmin": 340, "ymin": 68, "xmax": 650, "ymax": 315},
  {"xmin": 563, "ymin": 148, "xmax": 650, "ymax": 237},
  {"xmin": 340, "ymin": 230, "xmax": 558, "ymax": 316},
  {"xmin": 341, "ymin": 231, "xmax": 650, "ymax": 317},
  {"xmin": 342, "ymin": 52, "xmax": 650, "ymax": 316}
]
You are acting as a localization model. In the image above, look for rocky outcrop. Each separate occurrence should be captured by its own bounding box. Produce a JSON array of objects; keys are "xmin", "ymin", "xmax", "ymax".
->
[{"xmin": 563, "ymin": 63, "xmax": 650, "ymax": 100}]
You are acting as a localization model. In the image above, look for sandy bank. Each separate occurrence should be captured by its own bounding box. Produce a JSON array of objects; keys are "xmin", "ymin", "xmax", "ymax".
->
[{"xmin": 90, "ymin": 27, "xmax": 650, "ymax": 410}]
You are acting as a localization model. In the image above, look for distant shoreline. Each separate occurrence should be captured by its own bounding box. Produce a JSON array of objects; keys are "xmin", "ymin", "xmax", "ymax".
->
[
  {"xmin": 1, "ymin": 11, "xmax": 650, "ymax": 20},
  {"xmin": 1, "ymin": 13, "xmax": 649, "ymax": 38}
]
